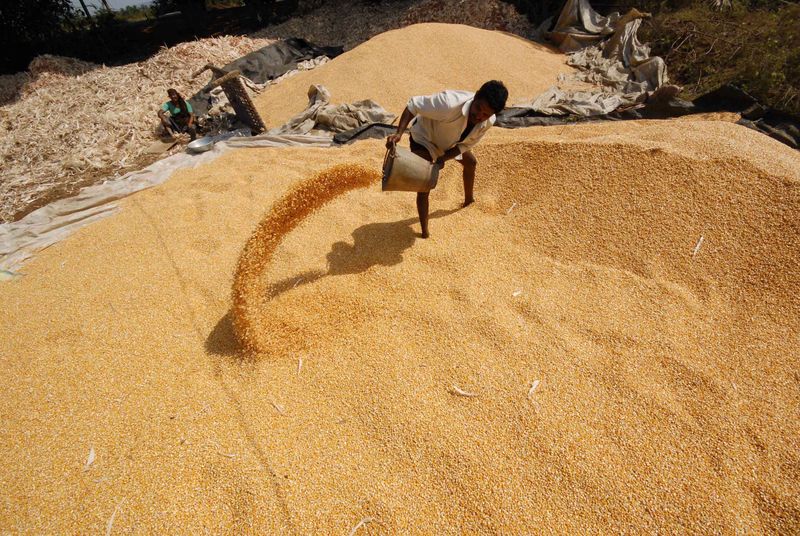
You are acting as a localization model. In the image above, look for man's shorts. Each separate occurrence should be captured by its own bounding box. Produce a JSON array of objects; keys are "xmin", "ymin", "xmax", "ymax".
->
[{"xmin": 409, "ymin": 135, "xmax": 433, "ymax": 162}]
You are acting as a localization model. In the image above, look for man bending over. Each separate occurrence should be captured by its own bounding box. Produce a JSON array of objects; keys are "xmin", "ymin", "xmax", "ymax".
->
[{"xmin": 386, "ymin": 80, "xmax": 508, "ymax": 238}]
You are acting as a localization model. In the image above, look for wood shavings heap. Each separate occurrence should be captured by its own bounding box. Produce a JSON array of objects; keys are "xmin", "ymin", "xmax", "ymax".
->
[{"xmin": 0, "ymin": 36, "xmax": 274, "ymax": 223}]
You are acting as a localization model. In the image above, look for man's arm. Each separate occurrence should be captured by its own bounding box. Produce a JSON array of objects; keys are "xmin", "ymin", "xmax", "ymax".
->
[
  {"xmin": 157, "ymin": 105, "xmax": 171, "ymax": 132},
  {"xmin": 385, "ymin": 106, "xmax": 414, "ymax": 148},
  {"xmin": 435, "ymin": 146, "xmax": 461, "ymax": 167}
]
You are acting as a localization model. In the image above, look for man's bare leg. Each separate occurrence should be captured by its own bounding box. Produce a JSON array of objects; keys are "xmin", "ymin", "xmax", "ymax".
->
[
  {"xmin": 416, "ymin": 192, "xmax": 430, "ymax": 238},
  {"xmin": 409, "ymin": 142, "xmax": 434, "ymax": 238},
  {"xmin": 459, "ymin": 150, "xmax": 477, "ymax": 207},
  {"xmin": 159, "ymin": 116, "xmax": 176, "ymax": 139}
]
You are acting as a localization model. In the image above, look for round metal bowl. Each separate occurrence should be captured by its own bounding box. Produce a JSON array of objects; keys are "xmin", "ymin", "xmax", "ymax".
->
[{"xmin": 186, "ymin": 136, "xmax": 215, "ymax": 153}]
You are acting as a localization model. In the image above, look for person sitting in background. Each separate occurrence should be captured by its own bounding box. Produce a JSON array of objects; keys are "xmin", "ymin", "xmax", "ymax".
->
[
  {"xmin": 385, "ymin": 80, "xmax": 508, "ymax": 238},
  {"xmin": 158, "ymin": 88, "xmax": 196, "ymax": 141}
]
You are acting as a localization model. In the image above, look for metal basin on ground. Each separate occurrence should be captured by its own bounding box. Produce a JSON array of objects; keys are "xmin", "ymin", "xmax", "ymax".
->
[{"xmin": 187, "ymin": 136, "xmax": 215, "ymax": 153}]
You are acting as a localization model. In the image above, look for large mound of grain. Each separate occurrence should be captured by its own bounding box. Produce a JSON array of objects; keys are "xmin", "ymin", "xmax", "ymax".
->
[
  {"xmin": 254, "ymin": 23, "xmax": 572, "ymax": 128},
  {"xmin": 2, "ymin": 119, "xmax": 798, "ymax": 534},
  {"xmin": 2, "ymin": 23, "xmax": 799, "ymax": 534}
]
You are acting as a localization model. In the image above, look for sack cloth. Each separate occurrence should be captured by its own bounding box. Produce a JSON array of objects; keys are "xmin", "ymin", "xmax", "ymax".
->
[
  {"xmin": 523, "ymin": 0, "xmax": 666, "ymax": 119},
  {"xmin": 267, "ymin": 84, "xmax": 396, "ymax": 136},
  {"xmin": 189, "ymin": 38, "xmax": 343, "ymax": 116}
]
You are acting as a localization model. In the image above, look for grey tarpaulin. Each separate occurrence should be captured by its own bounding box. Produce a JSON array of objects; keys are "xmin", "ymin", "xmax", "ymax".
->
[
  {"xmin": 518, "ymin": 0, "xmax": 667, "ymax": 118},
  {"xmin": 334, "ymin": 123, "xmax": 398, "ymax": 144},
  {"xmin": 567, "ymin": 17, "xmax": 667, "ymax": 94},
  {"xmin": 548, "ymin": 0, "xmax": 620, "ymax": 52},
  {"xmin": 497, "ymin": 85, "xmax": 691, "ymax": 128},
  {"xmin": 520, "ymin": 86, "xmax": 634, "ymax": 117},
  {"xmin": 189, "ymin": 39, "xmax": 343, "ymax": 116},
  {"xmin": 267, "ymin": 85, "xmax": 396, "ymax": 136},
  {"xmin": 225, "ymin": 133, "xmax": 333, "ymax": 149},
  {"xmin": 693, "ymin": 85, "xmax": 800, "ymax": 149}
]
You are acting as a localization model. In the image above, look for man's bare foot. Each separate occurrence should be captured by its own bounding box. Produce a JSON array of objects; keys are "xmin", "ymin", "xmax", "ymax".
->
[{"xmin": 463, "ymin": 198, "xmax": 475, "ymax": 207}]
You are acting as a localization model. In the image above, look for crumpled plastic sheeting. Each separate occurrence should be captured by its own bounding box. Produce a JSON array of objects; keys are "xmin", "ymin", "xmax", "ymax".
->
[
  {"xmin": 522, "ymin": 86, "xmax": 633, "ymax": 116},
  {"xmin": 268, "ymin": 84, "xmax": 396, "ymax": 136},
  {"xmin": 568, "ymin": 17, "xmax": 666, "ymax": 94},
  {"xmin": 226, "ymin": 133, "xmax": 333, "ymax": 149},
  {"xmin": 548, "ymin": 0, "xmax": 620, "ymax": 52},
  {"xmin": 497, "ymin": 86, "xmax": 691, "ymax": 128},
  {"xmin": 0, "ymin": 131, "xmax": 333, "ymax": 272},
  {"xmin": 523, "ymin": 0, "xmax": 667, "ymax": 118}
]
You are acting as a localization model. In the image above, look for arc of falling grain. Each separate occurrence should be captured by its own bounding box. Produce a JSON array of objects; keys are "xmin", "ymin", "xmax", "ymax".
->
[{"xmin": 231, "ymin": 163, "xmax": 380, "ymax": 355}]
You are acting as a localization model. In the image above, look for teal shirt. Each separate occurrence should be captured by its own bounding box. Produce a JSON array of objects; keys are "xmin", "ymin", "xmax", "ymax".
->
[{"xmin": 161, "ymin": 101, "xmax": 193, "ymax": 116}]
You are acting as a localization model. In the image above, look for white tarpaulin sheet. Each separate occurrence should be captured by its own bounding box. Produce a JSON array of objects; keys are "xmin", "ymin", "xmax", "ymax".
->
[
  {"xmin": 0, "ymin": 132, "xmax": 333, "ymax": 271},
  {"xmin": 0, "ymin": 86, "xmax": 393, "ymax": 272}
]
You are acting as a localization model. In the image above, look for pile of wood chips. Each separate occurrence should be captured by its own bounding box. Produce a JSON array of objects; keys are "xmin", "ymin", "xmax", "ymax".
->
[{"xmin": 0, "ymin": 36, "xmax": 274, "ymax": 223}]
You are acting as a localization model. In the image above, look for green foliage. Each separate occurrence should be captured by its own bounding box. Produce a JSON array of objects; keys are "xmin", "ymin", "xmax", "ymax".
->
[
  {"xmin": 640, "ymin": 1, "xmax": 800, "ymax": 113},
  {"xmin": 116, "ymin": 4, "xmax": 156, "ymax": 21},
  {"xmin": 0, "ymin": 0, "xmax": 77, "ymax": 71}
]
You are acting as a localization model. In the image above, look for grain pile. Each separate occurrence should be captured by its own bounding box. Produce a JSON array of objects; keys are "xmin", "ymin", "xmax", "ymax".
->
[
  {"xmin": 230, "ymin": 123, "xmax": 799, "ymax": 533},
  {"xmin": 254, "ymin": 23, "xmax": 573, "ymax": 129},
  {"xmin": 0, "ymin": 36, "xmax": 274, "ymax": 223},
  {"xmin": 2, "ymin": 23, "xmax": 799, "ymax": 534}
]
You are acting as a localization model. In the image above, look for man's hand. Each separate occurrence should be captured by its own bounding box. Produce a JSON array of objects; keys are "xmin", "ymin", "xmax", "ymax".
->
[{"xmin": 385, "ymin": 132, "xmax": 402, "ymax": 149}]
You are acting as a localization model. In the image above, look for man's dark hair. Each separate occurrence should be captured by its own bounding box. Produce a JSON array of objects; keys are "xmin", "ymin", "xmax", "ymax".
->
[
  {"xmin": 167, "ymin": 88, "xmax": 190, "ymax": 117},
  {"xmin": 475, "ymin": 80, "xmax": 508, "ymax": 113}
]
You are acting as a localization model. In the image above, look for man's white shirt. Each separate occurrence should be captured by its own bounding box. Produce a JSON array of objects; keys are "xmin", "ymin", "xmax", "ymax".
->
[{"xmin": 406, "ymin": 89, "xmax": 495, "ymax": 160}]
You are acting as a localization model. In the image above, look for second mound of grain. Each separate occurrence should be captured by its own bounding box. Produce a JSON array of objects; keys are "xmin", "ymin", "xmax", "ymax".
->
[{"xmin": 254, "ymin": 23, "xmax": 572, "ymax": 129}]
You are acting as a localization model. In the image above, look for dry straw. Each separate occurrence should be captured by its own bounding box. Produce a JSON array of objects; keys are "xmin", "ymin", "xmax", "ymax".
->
[{"xmin": 0, "ymin": 36, "xmax": 274, "ymax": 222}]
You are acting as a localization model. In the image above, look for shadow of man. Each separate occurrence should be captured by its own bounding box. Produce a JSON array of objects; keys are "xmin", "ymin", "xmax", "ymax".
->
[{"xmin": 270, "ymin": 207, "xmax": 459, "ymax": 296}]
